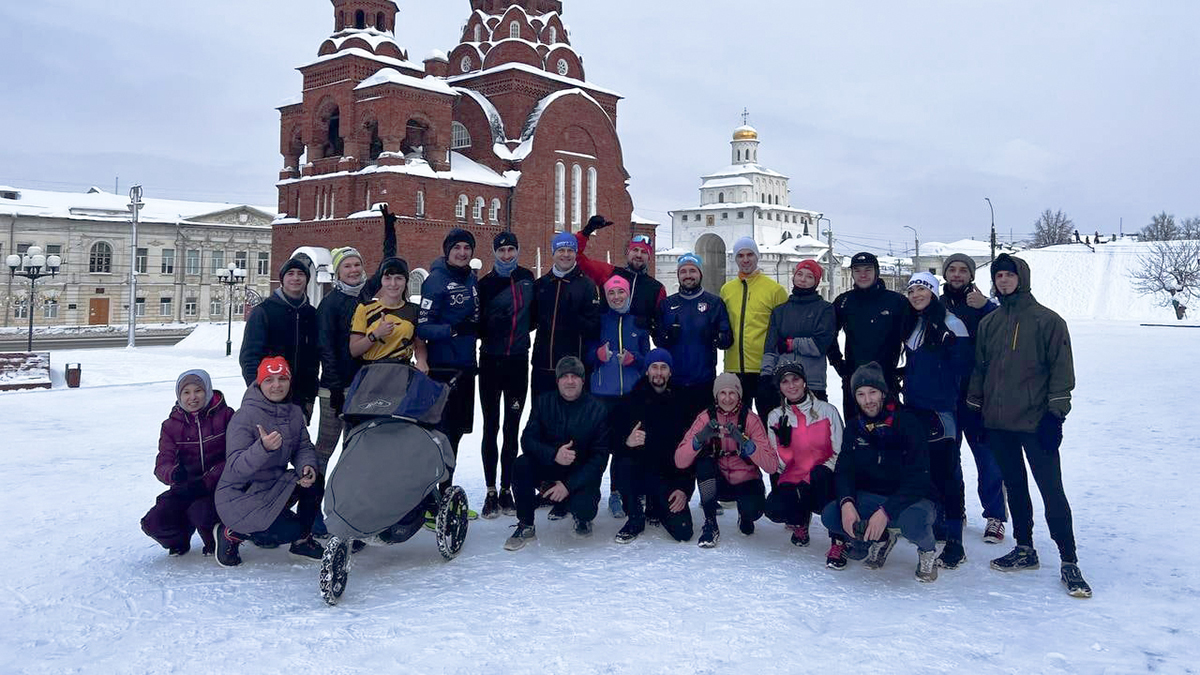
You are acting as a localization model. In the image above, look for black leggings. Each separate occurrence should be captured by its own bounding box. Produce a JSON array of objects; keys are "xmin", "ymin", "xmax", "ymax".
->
[{"xmin": 479, "ymin": 356, "xmax": 528, "ymax": 490}]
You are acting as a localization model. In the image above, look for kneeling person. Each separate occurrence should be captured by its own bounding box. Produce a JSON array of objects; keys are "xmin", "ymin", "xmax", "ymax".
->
[{"xmin": 505, "ymin": 357, "xmax": 611, "ymax": 550}]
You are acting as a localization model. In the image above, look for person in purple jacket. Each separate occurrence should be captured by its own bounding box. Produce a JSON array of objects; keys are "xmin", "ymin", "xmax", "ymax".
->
[
  {"xmin": 214, "ymin": 357, "xmax": 323, "ymax": 567},
  {"xmin": 140, "ymin": 369, "xmax": 235, "ymax": 557}
]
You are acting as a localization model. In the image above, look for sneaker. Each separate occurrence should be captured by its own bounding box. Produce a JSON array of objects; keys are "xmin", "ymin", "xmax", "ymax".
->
[
  {"xmin": 738, "ymin": 515, "xmax": 755, "ymax": 535},
  {"xmin": 572, "ymin": 516, "xmax": 593, "ymax": 538},
  {"xmin": 167, "ymin": 542, "xmax": 190, "ymax": 557},
  {"xmin": 1060, "ymin": 563, "xmax": 1093, "ymax": 598},
  {"xmin": 646, "ymin": 516, "xmax": 662, "ymax": 529},
  {"xmin": 825, "ymin": 540, "xmax": 848, "ymax": 570},
  {"xmin": 547, "ymin": 503, "xmax": 569, "ymax": 521},
  {"xmin": 214, "ymin": 524, "xmax": 242, "ymax": 568},
  {"xmin": 990, "ymin": 545, "xmax": 1040, "ymax": 572},
  {"xmin": 916, "ymin": 549, "xmax": 939, "ymax": 582},
  {"xmin": 863, "ymin": 531, "xmax": 898, "ymax": 570},
  {"xmin": 614, "ymin": 520, "xmax": 643, "ymax": 544},
  {"xmin": 466, "ymin": 508, "xmax": 480, "ymax": 521},
  {"xmin": 199, "ymin": 527, "xmax": 216, "ymax": 556},
  {"xmin": 937, "ymin": 540, "xmax": 967, "ymax": 569},
  {"xmin": 350, "ymin": 540, "xmax": 367, "ymax": 555},
  {"xmin": 481, "ymin": 490, "xmax": 500, "ymax": 520},
  {"xmin": 789, "ymin": 525, "xmax": 810, "ymax": 547},
  {"xmin": 845, "ymin": 540, "xmax": 870, "ymax": 561},
  {"xmin": 715, "ymin": 505, "xmax": 725, "ymax": 516},
  {"xmin": 984, "ymin": 518, "xmax": 1006, "ymax": 544},
  {"xmin": 289, "ymin": 537, "xmax": 324, "ymax": 561},
  {"xmin": 498, "ymin": 488, "xmax": 517, "ymax": 517},
  {"xmin": 504, "ymin": 522, "xmax": 537, "ymax": 551},
  {"xmin": 423, "ymin": 510, "xmax": 437, "ymax": 531},
  {"xmin": 698, "ymin": 518, "xmax": 720, "ymax": 548},
  {"xmin": 608, "ymin": 493, "xmax": 625, "ymax": 519}
]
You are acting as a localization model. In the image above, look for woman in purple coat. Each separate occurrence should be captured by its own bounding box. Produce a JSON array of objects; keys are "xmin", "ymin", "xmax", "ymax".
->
[
  {"xmin": 214, "ymin": 357, "xmax": 323, "ymax": 567},
  {"xmin": 141, "ymin": 370, "xmax": 234, "ymax": 556}
]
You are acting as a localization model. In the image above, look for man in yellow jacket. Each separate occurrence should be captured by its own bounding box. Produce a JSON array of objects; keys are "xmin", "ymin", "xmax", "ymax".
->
[{"xmin": 720, "ymin": 236, "xmax": 788, "ymax": 416}]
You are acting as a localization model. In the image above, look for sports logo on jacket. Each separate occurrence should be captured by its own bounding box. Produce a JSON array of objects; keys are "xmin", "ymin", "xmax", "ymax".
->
[
  {"xmin": 420, "ymin": 298, "xmax": 433, "ymax": 310},
  {"xmin": 698, "ymin": 302, "xmax": 708, "ymax": 313}
]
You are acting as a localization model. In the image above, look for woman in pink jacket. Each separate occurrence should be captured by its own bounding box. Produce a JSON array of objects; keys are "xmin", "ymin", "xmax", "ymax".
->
[{"xmin": 676, "ymin": 373, "xmax": 777, "ymax": 548}]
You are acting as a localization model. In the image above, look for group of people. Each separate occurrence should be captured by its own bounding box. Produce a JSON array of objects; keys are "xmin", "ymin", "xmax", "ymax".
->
[{"xmin": 139, "ymin": 209, "xmax": 1092, "ymax": 598}]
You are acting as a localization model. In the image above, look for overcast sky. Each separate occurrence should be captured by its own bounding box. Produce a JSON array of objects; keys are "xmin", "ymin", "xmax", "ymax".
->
[{"xmin": 1, "ymin": 0, "xmax": 1197, "ymax": 255}]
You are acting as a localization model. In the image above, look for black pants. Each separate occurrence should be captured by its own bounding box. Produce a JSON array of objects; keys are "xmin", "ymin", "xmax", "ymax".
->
[
  {"xmin": 235, "ymin": 483, "xmax": 323, "ymax": 546},
  {"xmin": 735, "ymin": 372, "xmax": 776, "ymax": 418},
  {"xmin": 613, "ymin": 456, "xmax": 694, "ymax": 542},
  {"xmin": 531, "ymin": 367, "xmax": 558, "ymax": 401},
  {"xmin": 990, "ymin": 415, "xmax": 1078, "ymax": 563},
  {"xmin": 676, "ymin": 380, "xmax": 716, "ymax": 424},
  {"xmin": 479, "ymin": 355, "xmax": 528, "ymax": 491},
  {"xmin": 595, "ymin": 394, "xmax": 627, "ymax": 496},
  {"xmin": 141, "ymin": 486, "xmax": 218, "ymax": 550},
  {"xmin": 513, "ymin": 453, "xmax": 602, "ymax": 526},
  {"xmin": 430, "ymin": 367, "xmax": 477, "ymax": 486},
  {"xmin": 694, "ymin": 455, "xmax": 766, "ymax": 522},
  {"xmin": 764, "ymin": 465, "xmax": 835, "ymax": 528}
]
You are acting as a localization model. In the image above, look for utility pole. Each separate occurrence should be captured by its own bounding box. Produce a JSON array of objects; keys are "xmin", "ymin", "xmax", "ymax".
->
[
  {"xmin": 904, "ymin": 225, "xmax": 919, "ymax": 277},
  {"xmin": 985, "ymin": 197, "xmax": 996, "ymax": 265},
  {"xmin": 127, "ymin": 185, "xmax": 142, "ymax": 348},
  {"xmin": 818, "ymin": 216, "xmax": 834, "ymax": 300}
]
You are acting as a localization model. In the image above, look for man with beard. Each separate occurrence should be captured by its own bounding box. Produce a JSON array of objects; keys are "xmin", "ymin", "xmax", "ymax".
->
[
  {"xmin": 530, "ymin": 232, "xmax": 602, "ymax": 398},
  {"xmin": 657, "ymin": 253, "xmax": 734, "ymax": 420},
  {"xmin": 572, "ymin": 215, "xmax": 666, "ymax": 333}
]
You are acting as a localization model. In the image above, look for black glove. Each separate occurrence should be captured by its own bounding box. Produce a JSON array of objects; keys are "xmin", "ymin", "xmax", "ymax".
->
[
  {"xmin": 451, "ymin": 319, "xmax": 477, "ymax": 337},
  {"xmin": 772, "ymin": 414, "xmax": 793, "ymax": 447},
  {"xmin": 330, "ymin": 388, "xmax": 346, "ymax": 416},
  {"xmin": 581, "ymin": 214, "xmax": 613, "ymax": 237},
  {"xmin": 169, "ymin": 463, "xmax": 188, "ymax": 485},
  {"xmin": 923, "ymin": 321, "xmax": 947, "ymax": 350},
  {"xmin": 693, "ymin": 419, "xmax": 721, "ymax": 451}
]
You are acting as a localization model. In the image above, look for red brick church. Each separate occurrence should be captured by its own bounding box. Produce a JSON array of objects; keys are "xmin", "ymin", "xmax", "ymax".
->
[{"xmin": 273, "ymin": 0, "xmax": 646, "ymax": 295}]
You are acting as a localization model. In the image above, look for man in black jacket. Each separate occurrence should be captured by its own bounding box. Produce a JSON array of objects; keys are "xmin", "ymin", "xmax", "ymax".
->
[
  {"xmin": 530, "ymin": 232, "xmax": 602, "ymax": 398},
  {"xmin": 477, "ymin": 231, "xmax": 535, "ymax": 518},
  {"xmin": 610, "ymin": 349, "xmax": 696, "ymax": 544},
  {"xmin": 505, "ymin": 357, "xmax": 611, "ymax": 550},
  {"xmin": 821, "ymin": 362, "xmax": 939, "ymax": 581},
  {"xmin": 239, "ymin": 257, "xmax": 319, "ymax": 421},
  {"xmin": 828, "ymin": 252, "xmax": 909, "ymax": 416}
]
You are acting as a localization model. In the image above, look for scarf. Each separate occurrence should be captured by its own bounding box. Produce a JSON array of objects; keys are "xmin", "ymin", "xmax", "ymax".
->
[
  {"xmin": 552, "ymin": 263, "xmax": 576, "ymax": 278},
  {"xmin": 274, "ymin": 288, "xmax": 307, "ymax": 308},
  {"xmin": 678, "ymin": 285, "xmax": 704, "ymax": 300},
  {"xmin": 493, "ymin": 258, "xmax": 518, "ymax": 277},
  {"xmin": 333, "ymin": 279, "xmax": 365, "ymax": 297}
]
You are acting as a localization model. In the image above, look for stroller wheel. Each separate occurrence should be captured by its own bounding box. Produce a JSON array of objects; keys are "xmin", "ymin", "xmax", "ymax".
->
[
  {"xmin": 436, "ymin": 486, "xmax": 470, "ymax": 560},
  {"xmin": 319, "ymin": 536, "xmax": 351, "ymax": 606}
]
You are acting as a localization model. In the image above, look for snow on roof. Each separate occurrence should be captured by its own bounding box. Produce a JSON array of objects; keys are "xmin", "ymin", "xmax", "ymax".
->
[
  {"xmin": 425, "ymin": 49, "xmax": 448, "ymax": 62},
  {"xmin": 355, "ymin": 68, "xmax": 457, "ymax": 96},
  {"xmin": 631, "ymin": 212, "xmax": 660, "ymax": 226},
  {"xmin": 446, "ymin": 61, "xmax": 622, "ymax": 98},
  {"xmin": 702, "ymin": 163, "xmax": 788, "ymax": 180},
  {"xmin": 699, "ymin": 176, "xmax": 754, "ymax": 190},
  {"xmin": 454, "ymin": 87, "xmax": 507, "ymax": 145},
  {"xmin": 511, "ymin": 87, "xmax": 613, "ymax": 161},
  {"xmin": 299, "ymin": 47, "xmax": 424, "ymax": 74},
  {"xmin": 0, "ymin": 186, "xmax": 276, "ymax": 225},
  {"xmin": 759, "ymin": 235, "xmax": 830, "ymax": 255},
  {"xmin": 327, "ymin": 27, "xmax": 399, "ymax": 52},
  {"xmin": 921, "ymin": 239, "xmax": 998, "ymax": 257},
  {"xmin": 676, "ymin": 201, "xmax": 821, "ymax": 216},
  {"xmin": 279, "ymin": 153, "xmax": 519, "ymax": 189}
]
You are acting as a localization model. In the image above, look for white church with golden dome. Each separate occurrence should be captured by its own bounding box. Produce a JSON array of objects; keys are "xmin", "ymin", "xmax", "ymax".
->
[{"xmin": 658, "ymin": 119, "xmax": 837, "ymax": 297}]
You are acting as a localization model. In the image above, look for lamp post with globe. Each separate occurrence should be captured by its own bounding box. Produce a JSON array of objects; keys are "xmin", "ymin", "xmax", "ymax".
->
[
  {"xmin": 214, "ymin": 263, "xmax": 247, "ymax": 356},
  {"xmin": 6, "ymin": 246, "xmax": 62, "ymax": 352}
]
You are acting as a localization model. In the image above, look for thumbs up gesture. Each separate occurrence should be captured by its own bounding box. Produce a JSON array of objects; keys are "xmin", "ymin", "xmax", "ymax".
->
[
  {"xmin": 555, "ymin": 440, "xmax": 577, "ymax": 466},
  {"xmin": 626, "ymin": 421, "xmax": 646, "ymax": 448},
  {"xmin": 256, "ymin": 424, "xmax": 282, "ymax": 451}
]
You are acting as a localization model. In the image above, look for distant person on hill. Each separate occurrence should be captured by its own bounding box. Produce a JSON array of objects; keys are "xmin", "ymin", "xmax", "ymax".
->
[{"xmin": 141, "ymin": 370, "xmax": 235, "ymax": 557}]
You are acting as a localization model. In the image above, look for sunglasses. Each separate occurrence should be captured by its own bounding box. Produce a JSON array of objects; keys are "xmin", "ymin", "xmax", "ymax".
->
[{"xmin": 630, "ymin": 235, "xmax": 653, "ymax": 246}]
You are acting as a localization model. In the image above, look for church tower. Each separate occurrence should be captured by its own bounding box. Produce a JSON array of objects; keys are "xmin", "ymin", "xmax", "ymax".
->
[{"xmin": 731, "ymin": 125, "xmax": 760, "ymax": 165}]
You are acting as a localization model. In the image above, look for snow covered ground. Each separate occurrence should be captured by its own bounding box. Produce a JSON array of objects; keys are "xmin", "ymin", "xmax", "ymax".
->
[{"xmin": 2, "ymin": 320, "xmax": 1198, "ymax": 674}]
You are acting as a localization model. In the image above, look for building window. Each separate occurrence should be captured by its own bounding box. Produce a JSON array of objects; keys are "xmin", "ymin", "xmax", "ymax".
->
[
  {"xmin": 722, "ymin": 212, "xmax": 729, "ymax": 220},
  {"xmin": 451, "ymin": 122, "xmax": 471, "ymax": 150},
  {"xmin": 210, "ymin": 250, "xmax": 225, "ymax": 274},
  {"xmin": 135, "ymin": 298, "xmax": 146, "ymax": 317},
  {"xmin": 738, "ymin": 211, "xmax": 745, "ymax": 219},
  {"xmin": 587, "ymin": 167, "xmax": 597, "ymax": 218},
  {"xmin": 12, "ymin": 299, "xmax": 28, "ymax": 320},
  {"xmin": 554, "ymin": 162, "xmax": 566, "ymax": 227},
  {"xmin": 375, "ymin": 11, "xmax": 385, "ymax": 31},
  {"xmin": 474, "ymin": 24, "xmax": 482, "ymax": 42},
  {"xmin": 490, "ymin": 198, "xmax": 501, "ymax": 223},
  {"xmin": 456, "ymin": 194, "xmax": 468, "ymax": 220},
  {"xmin": 91, "ymin": 242, "xmax": 113, "ymax": 273},
  {"xmin": 186, "ymin": 249, "xmax": 200, "ymax": 275},
  {"xmin": 510, "ymin": 21, "xmax": 520, "ymax": 39},
  {"xmin": 473, "ymin": 197, "xmax": 485, "ymax": 223},
  {"xmin": 159, "ymin": 297, "xmax": 172, "ymax": 317},
  {"xmin": 549, "ymin": 26, "xmax": 557, "ymax": 43},
  {"xmin": 210, "ymin": 297, "xmax": 223, "ymax": 316},
  {"xmin": 235, "ymin": 251, "xmax": 248, "ymax": 272},
  {"xmin": 354, "ymin": 10, "xmax": 365, "ymax": 29},
  {"xmin": 681, "ymin": 215, "xmax": 687, "ymax": 222},
  {"xmin": 161, "ymin": 249, "xmax": 175, "ymax": 274},
  {"xmin": 184, "ymin": 298, "xmax": 197, "ymax": 317},
  {"xmin": 409, "ymin": 270, "xmax": 427, "ymax": 298},
  {"xmin": 257, "ymin": 252, "xmax": 270, "ymax": 276},
  {"xmin": 134, "ymin": 247, "xmax": 147, "ymax": 274},
  {"xmin": 571, "ymin": 164, "xmax": 582, "ymax": 229},
  {"xmin": 416, "ymin": 190, "xmax": 426, "ymax": 217},
  {"xmin": 43, "ymin": 298, "xmax": 59, "ymax": 319}
]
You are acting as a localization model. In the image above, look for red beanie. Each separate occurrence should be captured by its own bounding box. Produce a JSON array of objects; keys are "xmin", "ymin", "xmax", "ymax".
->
[
  {"xmin": 256, "ymin": 356, "xmax": 292, "ymax": 384},
  {"xmin": 795, "ymin": 259, "xmax": 823, "ymax": 284}
]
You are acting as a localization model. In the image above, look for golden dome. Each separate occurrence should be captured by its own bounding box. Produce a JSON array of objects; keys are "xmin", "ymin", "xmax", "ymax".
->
[{"xmin": 733, "ymin": 125, "xmax": 758, "ymax": 141}]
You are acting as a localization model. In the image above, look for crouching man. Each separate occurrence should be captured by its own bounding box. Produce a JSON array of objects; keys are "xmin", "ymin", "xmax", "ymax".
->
[
  {"xmin": 820, "ymin": 362, "xmax": 939, "ymax": 581},
  {"xmin": 505, "ymin": 357, "xmax": 611, "ymax": 550}
]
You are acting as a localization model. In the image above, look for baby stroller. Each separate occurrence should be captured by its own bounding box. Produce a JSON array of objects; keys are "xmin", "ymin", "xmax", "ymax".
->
[{"xmin": 318, "ymin": 361, "xmax": 470, "ymax": 606}]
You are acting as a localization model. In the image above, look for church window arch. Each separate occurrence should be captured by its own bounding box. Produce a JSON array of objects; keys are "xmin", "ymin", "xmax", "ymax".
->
[
  {"xmin": 89, "ymin": 242, "xmax": 112, "ymax": 273},
  {"xmin": 456, "ymin": 194, "xmax": 468, "ymax": 220},
  {"xmin": 510, "ymin": 21, "xmax": 521, "ymax": 39},
  {"xmin": 355, "ymin": 10, "xmax": 366, "ymax": 29},
  {"xmin": 490, "ymin": 198, "xmax": 501, "ymax": 223},
  {"xmin": 554, "ymin": 162, "xmax": 566, "ymax": 227},
  {"xmin": 451, "ymin": 122, "xmax": 472, "ymax": 149},
  {"xmin": 366, "ymin": 120, "xmax": 383, "ymax": 160},
  {"xmin": 587, "ymin": 167, "xmax": 597, "ymax": 217},
  {"xmin": 474, "ymin": 197, "xmax": 485, "ymax": 223},
  {"xmin": 321, "ymin": 106, "xmax": 343, "ymax": 158},
  {"xmin": 416, "ymin": 190, "xmax": 426, "ymax": 217},
  {"xmin": 718, "ymin": 192, "xmax": 724, "ymax": 203},
  {"xmin": 376, "ymin": 12, "xmax": 386, "ymax": 31},
  {"xmin": 571, "ymin": 164, "xmax": 582, "ymax": 229},
  {"xmin": 474, "ymin": 24, "xmax": 482, "ymax": 42},
  {"xmin": 549, "ymin": 26, "xmax": 557, "ymax": 43}
]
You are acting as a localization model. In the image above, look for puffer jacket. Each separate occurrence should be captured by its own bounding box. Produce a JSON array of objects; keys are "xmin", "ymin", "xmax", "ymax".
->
[
  {"xmin": 760, "ymin": 287, "xmax": 837, "ymax": 392},
  {"xmin": 585, "ymin": 308, "xmax": 649, "ymax": 397},
  {"xmin": 720, "ymin": 271, "xmax": 789, "ymax": 374},
  {"xmin": 827, "ymin": 279, "xmax": 909, "ymax": 392},
  {"xmin": 675, "ymin": 404, "xmax": 778, "ymax": 485},
  {"xmin": 154, "ymin": 391, "xmax": 235, "ymax": 492},
  {"xmin": 834, "ymin": 403, "xmax": 932, "ymax": 518},
  {"xmin": 215, "ymin": 385, "xmax": 317, "ymax": 535},
  {"xmin": 968, "ymin": 254, "xmax": 1075, "ymax": 432},
  {"xmin": 417, "ymin": 257, "xmax": 480, "ymax": 369},
  {"xmin": 478, "ymin": 266, "xmax": 535, "ymax": 358},
  {"xmin": 902, "ymin": 302, "xmax": 972, "ymax": 414},
  {"xmin": 520, "ymin": 390, "xmax": 611, "ymax": 492},
  {"xmin": 765, "ymin": 394, "xmax": 843, "ymax": 486},
  {"xmin": 239, "ymin": 290, "xmax": 319, "ymax": 408}
]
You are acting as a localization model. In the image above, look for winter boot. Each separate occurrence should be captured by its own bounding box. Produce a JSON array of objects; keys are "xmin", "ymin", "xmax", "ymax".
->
[
  {"xmin": 789, "ymin": 525, "xmax": 811, "ymax": 547},
  {"xmin": 825, "ymin": 539, "xmax": 848, "ymax": 570},
  {"xmin": 547, "ymin": 503, "xmax": 569, "ymax": 521},
  {"xmin": 738, "ymin": 515, "xmax": 755, "ymax": 535},
  {"xmin": 214, "ymin": 524, "xmax": 243, "ymax": 568},
  {"xmin": 698, "ymin": 518, "xmax": 720, "ymax": 549},
  {"xmin": 608, "ymin": 492, "xmax": 625, "ymax": 519},
  {"xmin": 916, "ymin": 549, "xmax": 939, "ymax": 582},
  {"xmin": 983, "ymin": 518, "xmax": 1006, "ymax": 544},
  {"xmin": 167, "ymin": 541, "xmax": 190, "ymax": 557},
  {"xmin": 990, "ymin": 544, "xmax": 1040, "ymax": 572},
  {"xmin": 504, "ymin": 522, "xmax": 537, "ymax": 551},
  {"xmin": 498, "ymin": 487, "xmax": 517, "ymax": 517},
  {"xmin": 350, "ymin": 540, "xmax": 367, "ymax": 554},
  {"xmin": 481, "ymin": 489, "xmax": 500, "ymax": 520},
  {"xmin": 1060, "ymin": 563, "xmax": 1093, "ymax": 598},
  {"xmin": 614, "ymin": 519, "xmax": 644, "ymax": 544},
  {"xmin": 863, "ymin": 530, "xmax": 898, "ymax": 570},
  {"xmin": 199, "ymin": 527, "xmax": 216, "ymax": 557},
  {"xmin": 572, "ymin": 516, "xmax": 594, "ymax": 538},
  {"xmin": 289, "ymin": 537, "xmax": 324, "ymax": 561},
  {"xmin": 937, "ymin": 540, "xmax": 967, "ymax": 569}
]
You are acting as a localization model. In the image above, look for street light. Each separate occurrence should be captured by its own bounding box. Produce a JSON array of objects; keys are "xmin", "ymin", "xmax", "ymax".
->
[
  {"xmin": 984, "ymin": 197, "xmax": 996, "ymax": 265},
  {"xmin": 817, "ymin": 216, "xmax": 834, "ymax": 300},
  {"xmin": 215, "ymin": 262, "xmax": 247, "ymax": 356},
  {"xmin": 6, "ymin": 246, "xmax": 62, "ymax": 352},
  {"xmin": 903, "ymin": 225, "xmax": 920, "ymax": 277}
]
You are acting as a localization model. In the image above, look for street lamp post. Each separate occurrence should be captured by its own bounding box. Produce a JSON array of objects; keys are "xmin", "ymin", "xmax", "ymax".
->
[
  {"xmin": 818, "ymin": 216, "xmax": 834, "ymax": 300},
  {"xmin": 984, "ymin": 197, "xmax": 996, "ymax": 265},
  {"xmin": 903, "ymin": 225, "xmax": 920, "ymax": 277},
  {"xmin": 215, "ymin": 263, "xmax": 247, "ymax": 357},
  {"xmin": 6, "ymin": 246, "xmax": 62, "ymax": 352},
  {"xmin": 128, "ymin": 185, "xmax": 143, "ymax": 348}
]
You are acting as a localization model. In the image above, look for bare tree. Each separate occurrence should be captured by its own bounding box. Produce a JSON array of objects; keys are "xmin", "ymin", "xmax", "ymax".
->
[
  {"xmin": 1140, "ymin": 212, "xmax": 1180, "ymax": 241},
  {"xmin": 1180, "ymin": 216, "xmax": 1200, "ymax": 240},
  {"xmin": 1031, "ymin": 209, "xmax": 1074, "ymax": 248},
  {"xmin": 1132, "ymin": 239, "xmax": 1200, "ymax": 319}
]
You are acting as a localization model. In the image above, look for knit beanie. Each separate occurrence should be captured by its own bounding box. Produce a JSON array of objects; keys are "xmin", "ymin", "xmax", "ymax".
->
[
  {"xmin": 278, "ymin": 257, "xmax": 310, "ymax": 282},
  {"xmin": 794, "ymin": 259, "xmax": 823, "ymax": 284},
  {"xmin": 677, "ymin": 252, "xmax": 703, "ymax": 274},
  {"xmin": 493, "ymin": 231, "xmax": 519, "ymax": 251},
  {"xmin": 552, "ymin": 231, "xmax": 578, "ymax": 253},
  {"xmin": 850, "ymin": 361, "xmax": 888, "ymax": 396},
  {"xmin": 645, "ymin": 348, "xmax": 673, "ymax": 372},
  {"xmin": 992, "ymin": 254, "xmax": 1019, "ymax": 277},
  {"xmin": 443, "ymin": 228, "xmax": 476, "ymax": 257},
  {"xmin": 379, "ymin": 256, "xmax": 409, "ymax": 279},
  {"xmin": 628, "ymin": 235, "xmax": 653, "ymax": 256},
  {"xmin": 850, "ymin": 252, "xmax": 880, "ymax": 274},
  {"xmin": 907, "ymin": 271, "xmax": 940, "ymax": 295},
  {"xmin": 603, "ymin": 275, "xmax": 631, "ymax": 295},
  {"xmin": 942, "ymin": 253, "xmax": 976, "ymax": 280},
  {"xmin": 175, "ymin": 369, "xmax": 213, "ymax": 407},
  {"xmin": 774, "ymin": 362, "xmax": 807, "ymax": 389},
  {"xmin": 256, "ymin": 356, "xmax": 292, "ymax": 385},
  {"xmin": 555, "ymin": 356, "xmax": 585, "ymax": 381},
  {"xmin": 733, "ymin": 236, "xmax": 760, "ymax": 258},
  {"xmin": 331, "ymin": 247, "xmax": 363, "ymax": 275},
  {"xmin": 712, "ymin": 372, "xmax": 743, "ymax": 399}
]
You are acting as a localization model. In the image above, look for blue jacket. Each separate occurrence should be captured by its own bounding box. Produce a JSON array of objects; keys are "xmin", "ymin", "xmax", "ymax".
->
[
  {"xmin": 586, "ymin": 309, "xmax": 650, "ymax": 397},
  {"xmin": 416, "ymin": 257, "xmax": 480, "ymax": 369},
  {"xmin": 656, "ymin": 290, "xmax": 734, "ymax": 386},
  {"xmin": 903, "ymin": 309, "xmax": 972, "ymax": 414}
]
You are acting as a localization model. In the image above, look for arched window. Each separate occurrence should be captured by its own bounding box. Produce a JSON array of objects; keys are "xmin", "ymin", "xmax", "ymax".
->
[
  {"xmin": 376, "ymin": 12, "xmax": 386, "ymax": 31},
  {"xmin": 587, "ymin": 167, "xmax": 597, "ymax": 217},
  {"xmin": 409, "ymin": 270, "xmax": 427, "ymax": 299},
  {"xmin": 416, "ymin": 190, "xmax": 426, "ymax": 217},
  {"xmin": 366, "ymin": 120, "xmax": 382, "ymax": 160},
  {"xmin": 571, "ymin": 164, "xmax": 582, "ymax": 229},
  {"xmin": 737, "ymin": 150, "xmax": 741, "ymax": 161},
  {"xmin": 338, "ymin": 11, "xmax": 345, "ymax": 31},
  {"xmin": 355, "ymin": 10, "xmax": 365, "ymax": 29},
  {"xmin": 451, "ymin": 122, "xmax": 472, "ymax": 149},
  {"xmin": 510, "ymin": 21, "xmax": 520, "ymax": 39},
  {"xmin": 555, "ymin": 162, "xmax": 566, "ymax": 226},
  {"xmin": 474, "ymin": 24, "xmax": 482, "ymax": 42},
  {"xmin": 490, "ymin": 198, "xmax": 501, "ymax": 223},
  {"xmin": 549, "ymin": 26, "xmax": 557, "ymax": 43},
  {"xmin": 718, "ymin": 192, "xmax": 724, "ymax": 203},
  {"xmin": 474, "ymin": 197, "xmax": 485, "ymax": 222},
  {"xmin": 456, "ymin": 194, "xmax": 468, "ymax": 220},
  {"xmin": 323, "ymin": 107, "xmax": 343, "ymax": 158},
  {"xmin": 89, "ymin": 242, "xmax": 112, "ymax": 273}
]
